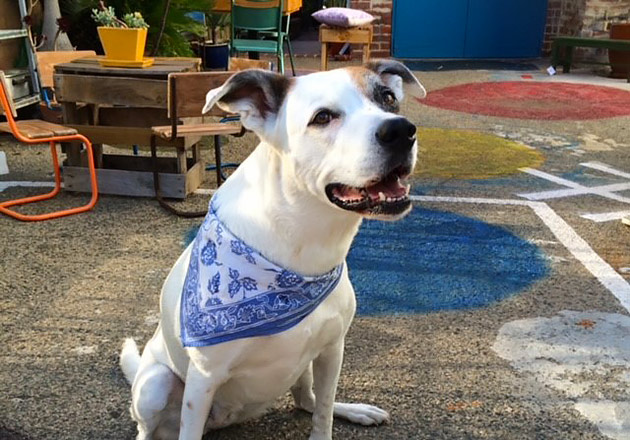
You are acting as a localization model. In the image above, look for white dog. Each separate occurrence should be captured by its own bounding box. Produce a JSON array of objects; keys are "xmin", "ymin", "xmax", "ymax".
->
[{"xmin": 120, "ymin": 59, "xmax": 425, "ymax": 440}]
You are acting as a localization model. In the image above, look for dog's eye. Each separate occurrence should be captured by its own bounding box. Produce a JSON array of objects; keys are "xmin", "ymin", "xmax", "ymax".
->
[
  {"xmin": 310, "ymin": 110, "xmax": 336, "ymax": 126},
  {"xmin": 383, "ymin": 91, "xmax": 397, "ymax": 106}
]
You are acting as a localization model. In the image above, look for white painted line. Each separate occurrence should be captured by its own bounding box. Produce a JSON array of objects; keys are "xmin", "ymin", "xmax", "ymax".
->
[
  {"xmin": 493, "ymin": 311, "xmax": 630, "ymax": 440},
  {"xmin": 520, "ymin": 167, "xmax": 583, "ymax": 188},
  {"xmin": 518, "ymin": 182, "xmax": 630, "ymax": 201},
  {"xmin": 0, "ymin": 181, "xmax": 57, "ymax": 193},
  {"xmin": 581, "ymin": 210, "xmax": 630, "ymax": 223},
  {"xmin": 519, "ymin": 167, "xmax": 630, "ymax": 204},
  {"xmin": 410, "ymin": 194, "xmax": 630, "ymax": 313},
  {"xmin": 0, "ymin": 151, "xmax": 8, "ymax": 175},
  {"xmin": 530, "ymin": 203, "xmax": 630, "ymax": 312},
  {"xmin": 409, "ymin": 195, "xmax": 533, "ymax": 206},
  {"xmin": 581, "ymin": 162, "xmax": 630, "ymax": 180}
]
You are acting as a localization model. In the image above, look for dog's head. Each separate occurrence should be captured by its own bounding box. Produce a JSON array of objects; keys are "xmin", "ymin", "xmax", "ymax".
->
[{"xmin": 203, "ymin": 60, "xmax": 425, "ymax": 220}]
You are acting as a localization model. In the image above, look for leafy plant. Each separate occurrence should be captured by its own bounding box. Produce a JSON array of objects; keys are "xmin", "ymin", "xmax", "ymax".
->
[
  {"xmin": 123, "ymin": 12, "xmax": 149, "ymax": 28},
  {"xmin": 91, "ymin": 5, "xmax": 149, "ymax": 28},
  {"xmin": 205, "ymin": 9, "xmax": 230, "ymax": 44},
  {"xmin": 64, "ymin": 0, "xmax": 209, "ymax": 56},
  {"xmin": 91, "ymin": 6, "xmax": 122, "ymax": 27}
]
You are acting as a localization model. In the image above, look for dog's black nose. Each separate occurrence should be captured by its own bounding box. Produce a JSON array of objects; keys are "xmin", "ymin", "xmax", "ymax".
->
[{"xmin": 375, "ymin": 117, "xmax": 417, "ymax": 152}]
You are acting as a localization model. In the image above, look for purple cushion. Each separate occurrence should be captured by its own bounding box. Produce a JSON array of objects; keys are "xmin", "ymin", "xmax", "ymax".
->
[{"xmin": 312, "ymin": 7, "xmax": 375, "ymax": 28}]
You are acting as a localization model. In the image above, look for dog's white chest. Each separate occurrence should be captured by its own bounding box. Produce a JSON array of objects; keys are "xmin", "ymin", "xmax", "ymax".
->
[{"xmin": 178, "ymin": 273, "xmax": 355, "ymax": 423}]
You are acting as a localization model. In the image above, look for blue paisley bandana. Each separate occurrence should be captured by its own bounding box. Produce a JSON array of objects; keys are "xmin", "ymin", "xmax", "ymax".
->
[{"xmin": 180, "ymin": 203, "xmax": 344, "ymax": 347}]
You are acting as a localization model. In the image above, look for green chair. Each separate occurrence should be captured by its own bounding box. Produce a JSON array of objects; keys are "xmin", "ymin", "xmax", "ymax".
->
[{"xmin": 230, "ymin": 0, "xmax": 296, "ymax": 75}]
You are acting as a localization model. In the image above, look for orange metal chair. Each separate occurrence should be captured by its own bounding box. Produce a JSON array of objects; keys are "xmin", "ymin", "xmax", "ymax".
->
[{"xmin": 0, "ymin": 71, "xmax": 98, "ymax": 221}]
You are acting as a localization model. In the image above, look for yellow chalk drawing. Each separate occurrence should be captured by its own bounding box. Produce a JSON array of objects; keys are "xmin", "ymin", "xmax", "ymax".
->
[{"xmin": 416, "ymin": 128, "xmax": 544, "ymax": 179}]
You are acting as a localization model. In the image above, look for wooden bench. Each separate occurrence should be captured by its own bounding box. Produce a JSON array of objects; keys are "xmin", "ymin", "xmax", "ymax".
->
[{"xmin": 551, "ymin": 36, "xmax": 630, "ymax": 82}]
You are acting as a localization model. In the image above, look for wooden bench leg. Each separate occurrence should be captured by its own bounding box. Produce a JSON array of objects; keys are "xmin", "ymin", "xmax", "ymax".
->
[
  {"xmin": 551, "ymin": 43, "xmax": 560, "ymax": 69},
  {"xmin": 192, "ymin": 143, "xmax": 201, "ymax": 163},
  {"xmin": 564, "ymin": 46, "xmax": 574, "ymax": 73},
  {"xmin": 176, "ymin": 148, "xmax": 187, "ymax": 174},
  {"xmin": 321, "ymin": 42, "xmax": 328, "ymax": 71},
  {"xmin": 363, "ymin": 42, "xmax": 370, "ymax": 63}
]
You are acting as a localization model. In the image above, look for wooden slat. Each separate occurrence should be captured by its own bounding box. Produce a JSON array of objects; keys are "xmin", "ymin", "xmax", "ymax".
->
[
  {"xmin": 229, "ymin": 57, "xmax": 273, "ymax": 71},
  {"xmin": 151, "ymin": 122, "xmax": 242, "ymax": 139},
  {"xmin": 98, "ymin": 107, "xmax": 170, "ymax": 128},
  {"xmin": 169, "ymin": 71, "xmax": 234, "ymax": 118},
  {"xmin": 0, "ymin": 119, "xmax": 77, "ymax": 138},
  {"xmin": 67, "ymin": 125, "xmax": 200, "ymax": 148},
  {"xmin": 553, "ymin": 36, "xmax": 630, "ymax": 50},
  {"xmin": 63, "ymin": 159, "xmax": 205, "ymax": 199},
  {"xmin": 54, "ymin": 73, "xmax": 168, "ymax": 108},
  {"xmin": 54, "ymin": 56, "xmax": 201, "ymax": 79},
  {"xmin": 36, "ymin": 51, "xmax": 96, "ymax": 89},
  {"xmin": 320, "ymin": 25, "xmax": 373, "ymax": 44}
]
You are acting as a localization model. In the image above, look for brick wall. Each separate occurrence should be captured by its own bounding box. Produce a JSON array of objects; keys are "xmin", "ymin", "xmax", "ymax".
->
[
  {"xmin": 543, "ymin": 0, "xmax": 587, "ymax": 54},
  {"xmin": 543, "ymin": 0, "xmax": 630, "ymax": 59},
  {"xmin": 349, "ymin": 0, "xmax": 393, "ymax": 58}
]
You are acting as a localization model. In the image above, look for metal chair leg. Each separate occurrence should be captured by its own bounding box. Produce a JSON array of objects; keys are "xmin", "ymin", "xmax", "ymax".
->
[
  {"xmin": 0, "ymin": 139, "xmax": 98, "ymax": 221},
  {"xmin": 286, "ymin": 37, "xmax": 296, "ymax": 76}
]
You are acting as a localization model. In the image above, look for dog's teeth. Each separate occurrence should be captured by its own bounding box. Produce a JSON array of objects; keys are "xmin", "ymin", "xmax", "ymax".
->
[{"xmin": 378, "ymin": 192, "xmax": 386, "ymax": 202}]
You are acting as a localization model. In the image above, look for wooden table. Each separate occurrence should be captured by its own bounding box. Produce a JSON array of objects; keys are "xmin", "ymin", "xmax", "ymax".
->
[{"xmin": 54, "ymin": 56, "xmax": 204, "ymax": 198}]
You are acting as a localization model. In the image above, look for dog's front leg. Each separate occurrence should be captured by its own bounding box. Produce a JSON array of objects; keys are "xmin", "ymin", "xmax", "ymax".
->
[
  {"xmin": 178, "ymin": 360, "xmax": 224, "ymax": 440},
  {"xmin": 309, "ymin": 340, "xmax": 344, "ymax": 440}
]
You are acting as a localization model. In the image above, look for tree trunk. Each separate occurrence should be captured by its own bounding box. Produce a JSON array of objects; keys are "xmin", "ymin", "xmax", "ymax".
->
[{"xmin": 41, "ymin": 0, "xmax": 73, "ymax": 51}]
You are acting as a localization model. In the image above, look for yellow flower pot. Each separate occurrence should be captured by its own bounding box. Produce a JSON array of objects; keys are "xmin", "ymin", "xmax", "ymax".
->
[{"xmin": 97, "ymin": 27, "xmax": 152, "ymax": 67}]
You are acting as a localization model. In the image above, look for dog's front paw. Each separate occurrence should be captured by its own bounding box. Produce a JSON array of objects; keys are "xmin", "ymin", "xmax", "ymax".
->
[{"xmin": 334, "ymin": 403, "xmax": 390, "ymax": 426}]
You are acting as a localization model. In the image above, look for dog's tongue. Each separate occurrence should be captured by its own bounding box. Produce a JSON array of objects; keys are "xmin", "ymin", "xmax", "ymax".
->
[{"xmin": 366, "ymin": 177, "xmax": 407, "ymax": 200}]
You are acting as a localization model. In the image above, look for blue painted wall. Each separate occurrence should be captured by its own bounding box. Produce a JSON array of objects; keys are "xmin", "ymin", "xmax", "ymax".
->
[{"xmin": 393, "ymin": 0, "xmax": 548, "ymax": 59}]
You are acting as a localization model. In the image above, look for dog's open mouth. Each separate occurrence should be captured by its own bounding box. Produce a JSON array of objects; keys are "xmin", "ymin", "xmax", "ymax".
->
[{"xmin": 325, "ymin": 165, "xmax": 412, "ymax": 216}]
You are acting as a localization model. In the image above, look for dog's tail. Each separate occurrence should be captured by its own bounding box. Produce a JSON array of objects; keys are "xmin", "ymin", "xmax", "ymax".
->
[{"xmin": 119, "ymin": 338, "xmax": 141, "ymax": 384}]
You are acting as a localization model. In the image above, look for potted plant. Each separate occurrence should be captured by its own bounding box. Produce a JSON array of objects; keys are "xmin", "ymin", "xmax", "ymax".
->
[
  {"xmin": 91, "ymin": 2, "xmax": 151, "ymax": 67},
  {"xmin": 201, "ymin": 9, "xmax": 230, "ymax": 69}
]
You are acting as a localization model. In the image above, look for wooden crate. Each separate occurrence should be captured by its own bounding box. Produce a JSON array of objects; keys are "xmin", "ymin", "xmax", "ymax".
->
[{"xmin": 63, "ymin": 155, "xmax": 204, "ymax": 199}]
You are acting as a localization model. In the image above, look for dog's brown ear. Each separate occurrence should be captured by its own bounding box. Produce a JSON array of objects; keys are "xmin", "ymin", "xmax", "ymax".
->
[
  {"xmin": 203, "ymin": 69, "xmax": 290, "ymax": 135},
  {"xmin": 365, "ymin": 59, "xmax": 426, "ymax": 100}
]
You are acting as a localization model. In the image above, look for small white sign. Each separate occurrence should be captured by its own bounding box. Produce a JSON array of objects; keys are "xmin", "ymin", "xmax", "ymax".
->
[
  {"xmin": 547, "ymin": 66, "xmax": 557, "ymax": 76},
  {"xmin": 0, "ymin": 151, "xmax": 8, "ymax": 175}
]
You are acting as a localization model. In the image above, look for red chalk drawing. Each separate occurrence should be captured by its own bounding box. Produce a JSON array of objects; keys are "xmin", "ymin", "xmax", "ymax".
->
[{"xmin": 420, "ymin": 82, "xmax": 630, "ymax": 120}]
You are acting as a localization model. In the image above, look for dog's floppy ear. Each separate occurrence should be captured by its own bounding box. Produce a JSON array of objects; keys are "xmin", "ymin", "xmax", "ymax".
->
[
  {"xmin": 365, "ymin": 59, "xmax": 427, "ymax": 100},
  {"xmin": 202, "ymin": 69, "xmax": 290, "ymax": 135}
]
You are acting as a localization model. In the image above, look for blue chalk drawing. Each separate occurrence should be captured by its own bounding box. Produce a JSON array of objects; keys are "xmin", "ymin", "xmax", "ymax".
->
[
  {"xmin": 184, "ymin": 206, "xmax": 548, "ymax": 316},
  {"xmin": 347, "ymin": 207, "xmax": 548, "ymax": 315}
]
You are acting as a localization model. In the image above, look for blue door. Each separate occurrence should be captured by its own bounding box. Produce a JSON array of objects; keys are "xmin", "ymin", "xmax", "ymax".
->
[
  {"xmin": 393, "ymin": 0, "xmax": 548, "ymax": 59},
  {"xmin": 392, "ymin": 0, "xmax": 469, "ymax": 58}
]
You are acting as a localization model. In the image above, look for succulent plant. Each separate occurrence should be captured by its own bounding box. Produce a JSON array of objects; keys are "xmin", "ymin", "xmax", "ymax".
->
[
  {"xmin": 123, "ymin": 12, "xmax": 149, "ymax": 29},
  {"xmin": 91, "ymin": 5, "xmax": 148, "ymax": 29},
  {"xmin": 91, "ymin": 6, "xmax": 120, "ymax": 27}
]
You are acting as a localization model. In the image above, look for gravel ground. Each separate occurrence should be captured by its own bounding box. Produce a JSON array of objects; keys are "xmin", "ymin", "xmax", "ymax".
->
[{"xmin": 2, "ymin": 57, "xmax": 630, "ymax": 440}]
